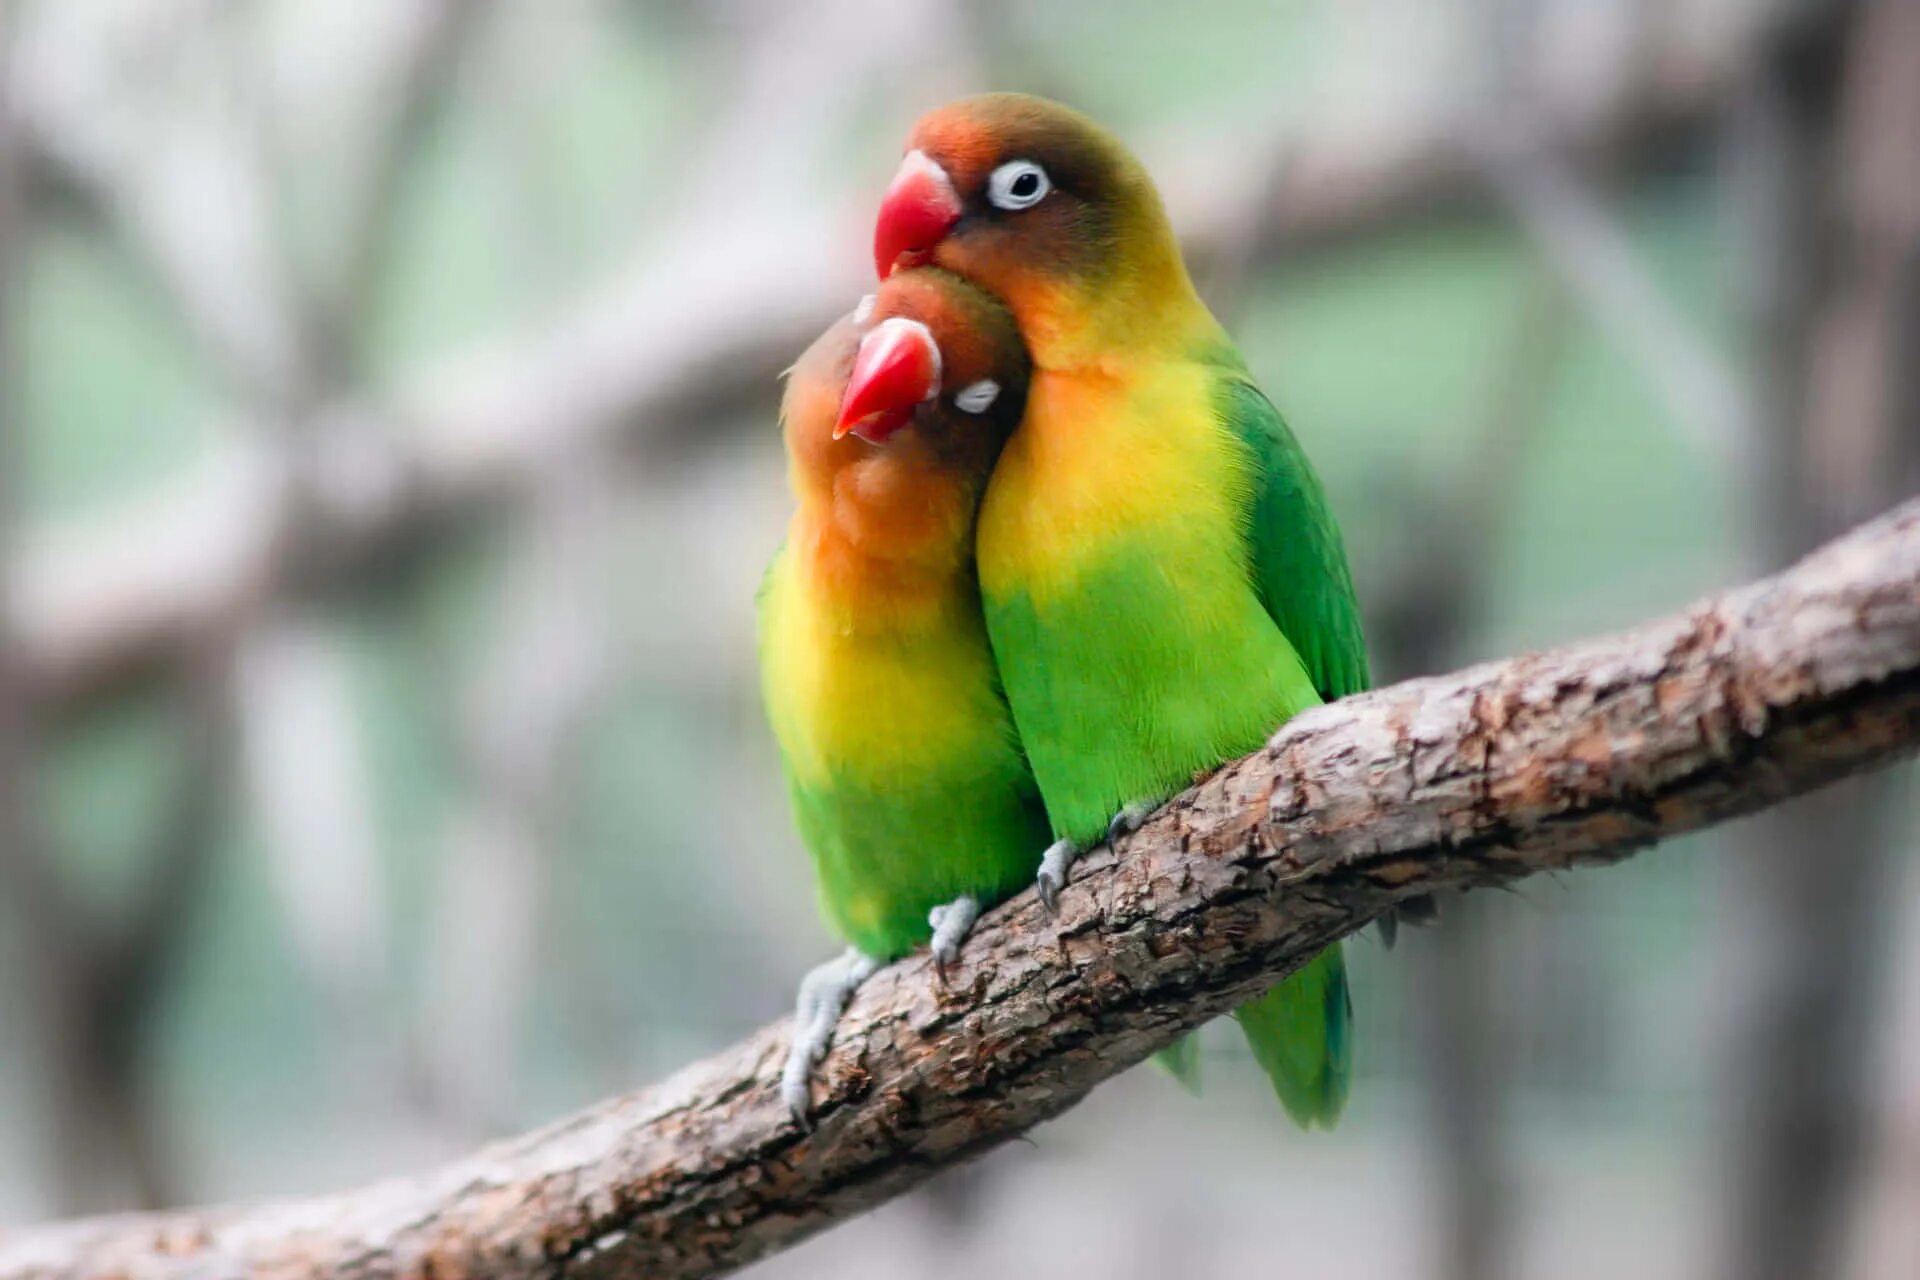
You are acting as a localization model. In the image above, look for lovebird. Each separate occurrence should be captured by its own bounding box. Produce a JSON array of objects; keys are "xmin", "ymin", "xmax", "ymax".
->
[
  {"xmin": 869, "ymin": 94, "xmax": 1366, "ymax": 1126},
  {"xmin": 759, "ymin": 267, "xmax": 1049, "ymax": 1120}
]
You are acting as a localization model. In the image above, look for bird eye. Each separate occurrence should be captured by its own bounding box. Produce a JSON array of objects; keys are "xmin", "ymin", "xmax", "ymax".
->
[
  {"xmin": 986, "ymin": 160, "xmax": 1050, "ymax": 211},
  {"xmin": 954, "ymin": 379, "xmax": 1000, "ymax": 414}
]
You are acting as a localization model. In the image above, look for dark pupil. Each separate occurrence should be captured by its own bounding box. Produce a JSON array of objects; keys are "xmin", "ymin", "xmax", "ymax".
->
[{"xmin": 1011, "ymin": 171, "xmax": 1039, "ymax": 198}]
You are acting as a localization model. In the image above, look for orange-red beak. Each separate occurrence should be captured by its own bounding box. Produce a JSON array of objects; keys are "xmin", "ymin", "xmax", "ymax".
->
[
  {"xmin": 874, "ymin": 150, "xmax": 960, "ymax": 279},
  {"xmin": 835, "ymin": 317, "xmax": 941, "ymax": 443}
]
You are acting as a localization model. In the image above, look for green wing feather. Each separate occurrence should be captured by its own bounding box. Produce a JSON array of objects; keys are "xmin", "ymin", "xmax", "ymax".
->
[
  {"xmin": 1218, "ymin": 375, "xmax": 1371, "ymax": 702},
  {"xmin": 1215, "ymin": 367, "xmax": 1369, "ymax": 1126},
  {"xmin": 1236, "ymin": 948, "xmax": 1353, "ymax": 1127},
  {"xmin": 1153, "ymin": 1034, "xmax": 1203, "ymax": 1094}
]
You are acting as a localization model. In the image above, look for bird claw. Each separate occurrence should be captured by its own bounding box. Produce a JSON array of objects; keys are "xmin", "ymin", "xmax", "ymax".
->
[
  {"xmin": 1377, "ymin": 892, "xmax": 1441, "ymax": 949},
  {"xmin": 1035, "ymin": 838, "xmax": 1078, "ymax": 916},
  {"xmin": 1106, "ymin": 801, "xmax": 1156, "ymax": 847},
  {"xmin": 927, "ymin": 896, "xmax": 980, "ymax": 985},
  {"xmin": 780, "ymin": 947, "xmax": 879, "ymax": 1127},
  {"xmin": 1376, "ymin": 911, "xmax": 1399, "ymax": 950},
  {"xmin": 1034, "ymin": 805, "xmax": 1154, "ymax": 918}
]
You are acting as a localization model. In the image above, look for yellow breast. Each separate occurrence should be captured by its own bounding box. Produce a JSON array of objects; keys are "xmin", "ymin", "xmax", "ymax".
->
[
  {"xmin": 976, "ymin": 359, "xmax": 1256, "ymax": 604},
  {"xmin": 760, "ymin": 546, "xmax": 1008, "ymax": 791}
]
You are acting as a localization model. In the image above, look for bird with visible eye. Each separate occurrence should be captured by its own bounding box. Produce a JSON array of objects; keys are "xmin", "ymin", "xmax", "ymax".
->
[
  {"xmin": 870, "ymin": 99, "xmax": 1175, "ymax": 345},
  {"xmin": 867, "ymin": 93, "xmax": 1374, "ymax": 1126},
  {"xmin": 759, "ymin": 267, "xmax": 1045, "ymax": 1126},
  {"xmin": 986, "ymin": 159, "xmax": 1050, "ymax": 211},
  {"xmin": 953, "ymin": 378, "xmax": 1001, "ymax": 413},
  {"xmin": 826, "ymin": 275, "xmax": 1028, "ymax": 455}
]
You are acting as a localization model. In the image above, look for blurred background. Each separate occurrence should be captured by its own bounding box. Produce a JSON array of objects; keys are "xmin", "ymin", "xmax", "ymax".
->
[{"xmin": 0, "ymin": 1, "xmax": 1916, "ymax": 1278}]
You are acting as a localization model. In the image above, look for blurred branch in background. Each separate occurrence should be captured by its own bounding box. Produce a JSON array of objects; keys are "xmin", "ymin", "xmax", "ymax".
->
[
  {"xmin": 1472, "ymin": 131, "xmax": 1749, "ymax": 472},
  {"xmin": 1851, "ymin": 857, "xmax": 1920, "ymax": 1276},
  {"xmin": 13, "ymin": 2, "xmax": 303, "ymax": 412},
  {"xmin": 52, "ymin": 660, "xmax": 235, "ymax": 1216},
  {"xmin": 412, "ymin": 448, "xmax": 612, "ymax": 1134},
  {"xmin": 290, "ymin": 0, "xmax": 489, "ymax": 393},
  {"xmin": 2, "ymin": 13, "xmax": 1733, "ymax": 715},
  {"xmin": 1468, "ymin": 0, "xmax": 1748, "ymax": 476},
  {"xmin": 1369, "ymin": 265, "xmax": 1572, "ymax": 1280},
  {"xmin": 1715, "ymin": 3, "xmax": 1920, "ymax": 1278},
  {"xmin": 3, "ymin": 496, "xmax": 1917, "ymax": 1280},
  {"xmin": 236, "ymin": 618, "xmax": 390, "ymax": 1071},
  {"xmin": 1372, "ymin": 7, "xmax": 1589, "ymax": 1267},
  {"xmin": 234, "ymin": 0, "xmax": 492, "ymax": 1123},
  {"xmin": 9, "ymin": 0, "xmax": 502, "ymax": 1193},
  {"xmin": 0, "ymin": 3, "xmax": 237, "ymax": 1215}
]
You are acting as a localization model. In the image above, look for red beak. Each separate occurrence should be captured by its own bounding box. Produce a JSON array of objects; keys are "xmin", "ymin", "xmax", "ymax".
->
[
  {"xmin": 835, "ymin": 317, "xmax": 941, "ymax": 443},
  {"xmin": 874, "ymin": 150, "xmax": 960, "ymax": 280}
]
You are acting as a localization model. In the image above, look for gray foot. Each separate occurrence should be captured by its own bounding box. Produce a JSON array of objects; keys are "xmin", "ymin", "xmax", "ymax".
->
[
  {"xmin": 781, "ymin": 947, "xmax": 880, "ymax": 1127},
  {"xmin": 1035, "ymin": 837, "xmax": 1079, "ymax": 915},
  {"xmin": 927, "ymin": 895, "xmax": 981, "ymax": 983},
  {"xmin": 1106, "ymin": 800, "xmax": 1158, "ymax": 845},
  {"xmin": 1036, "ymin": 801, "xmax": 1162, "ymax": 916},
  {"xmin": 1378, "ymin": 892, "xmax": 1441, "ymax": 948}
]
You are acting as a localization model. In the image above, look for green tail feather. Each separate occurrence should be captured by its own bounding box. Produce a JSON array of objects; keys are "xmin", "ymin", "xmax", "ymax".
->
[
  {"xmin": 1153, "ymin": 1033, "xmax": 1203, "ymax": 1094},
  {"xmin": 1236, "ymin": 943, "xmax": 1352, "ymax": 1129}
]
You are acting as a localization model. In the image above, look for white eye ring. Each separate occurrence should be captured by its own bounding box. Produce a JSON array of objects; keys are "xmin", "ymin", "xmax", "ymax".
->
[
  {"xmin": 954, "ymin": 379, "xmax": 1000, "ymax": 414},
  {"xmin": 987, "ymin": 159, "xmax": 1051, "ymax": 211}
]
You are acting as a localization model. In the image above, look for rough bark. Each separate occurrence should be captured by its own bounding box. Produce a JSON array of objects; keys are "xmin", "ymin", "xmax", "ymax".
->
[{"xmin": 3, "ymin": 498, "xmax": 1917, "ymax": 1280}]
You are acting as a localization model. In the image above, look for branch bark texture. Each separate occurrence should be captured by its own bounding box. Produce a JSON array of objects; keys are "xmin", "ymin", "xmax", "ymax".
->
[{"xmin": 4, "ymin": 498, "xmax": 1918, "ymax": 1280}]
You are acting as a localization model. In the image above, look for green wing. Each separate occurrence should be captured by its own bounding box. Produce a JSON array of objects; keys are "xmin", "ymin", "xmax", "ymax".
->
[
  {"xmin": 1153, "ymin": 1034, "xmax": 1203, "ymax": 1094},
  {"xmin": 1237, "ymin": 948, "xmax": 1353, "ymax": 1128},
  {"xmin": 1216, "ymin": 368, "xmax": 1366, "ymax": 1128},
  {"xmin": 1217, "ymin": 375, "xmax": 1371, "ymax": 701}
]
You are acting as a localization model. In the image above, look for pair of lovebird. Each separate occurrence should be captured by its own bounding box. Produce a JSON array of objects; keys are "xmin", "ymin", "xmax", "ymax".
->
[{"xmin": 761, "ymin": 94, "xmax": 1369, "ymax": 1129}]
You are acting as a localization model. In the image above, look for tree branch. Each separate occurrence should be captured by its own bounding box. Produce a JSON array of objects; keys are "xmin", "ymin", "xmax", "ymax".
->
[{"xmin": 3, "ymin": 495, "xmax": 1917, "ymax": 1280}]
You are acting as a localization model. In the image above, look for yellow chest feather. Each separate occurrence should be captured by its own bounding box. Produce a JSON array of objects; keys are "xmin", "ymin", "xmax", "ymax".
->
[
  {"xmin": 977, "ymin": 360, "xmax": 1254, "ymax": 602},
  {"xmin": 761, "ymin": 550, "xmax": 1006, "ymax": 790}
]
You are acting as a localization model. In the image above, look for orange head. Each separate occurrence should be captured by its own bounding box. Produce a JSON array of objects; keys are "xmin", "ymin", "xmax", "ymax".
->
[
  {"xmin": 871, "ymin": 94, "xmax": 1201, "ymax": 364},
  {"xmin": 781, "ymin": 268, "xmax": 1029, "ymax": 555}
]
